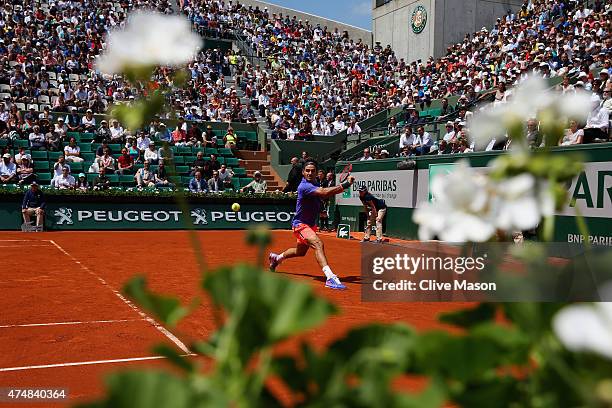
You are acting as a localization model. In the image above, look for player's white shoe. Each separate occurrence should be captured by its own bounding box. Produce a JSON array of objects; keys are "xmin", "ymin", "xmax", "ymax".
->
[{"xmin": 269, "ymin": 253, "xmax": 280, "ymax": 271}]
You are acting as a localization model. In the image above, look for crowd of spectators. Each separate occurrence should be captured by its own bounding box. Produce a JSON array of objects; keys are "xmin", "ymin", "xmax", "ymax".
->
[{"xmin": 183, "ymin": 0, "xmax": 611, "ymax": 146}]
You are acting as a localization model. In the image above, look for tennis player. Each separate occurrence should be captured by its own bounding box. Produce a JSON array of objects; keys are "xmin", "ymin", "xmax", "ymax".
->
[{"xmin": 269, "ymin": 161, "xmax": 354, "ymax": 290}]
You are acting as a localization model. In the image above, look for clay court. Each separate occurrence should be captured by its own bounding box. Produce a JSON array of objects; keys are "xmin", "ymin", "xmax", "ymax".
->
[{"xmin": 0, "ymin": 230, "xmax": 466, "ymax": 406}]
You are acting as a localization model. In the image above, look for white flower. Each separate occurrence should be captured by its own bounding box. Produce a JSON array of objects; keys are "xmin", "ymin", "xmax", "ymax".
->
[
  {"xmin": 96, "ymin": 11, "xmax": 201, "ymax": 75},
  {"xmin": 492, "ymin": 174, "xmax": 554, "ymax": 231},
  {"xmin": 553, "ymin": 302, "xmax": 612, "ymax": 360},
  {"xmin": 413, "ymin": 161, "xmax": 555, "ymax": 242},
  {"xmin": 413, "ymin": 161, "xmax": 496, "ymax": 242}
]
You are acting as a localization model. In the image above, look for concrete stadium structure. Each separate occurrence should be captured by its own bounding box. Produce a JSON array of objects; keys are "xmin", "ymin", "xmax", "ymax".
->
[{"xmin": 372, "ymin": 0, "xmax": 523, "ymax": 62}]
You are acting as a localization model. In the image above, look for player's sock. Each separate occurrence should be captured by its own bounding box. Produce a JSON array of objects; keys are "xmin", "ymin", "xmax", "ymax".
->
[
  {"xmin": 275, "ymin": 253, "xmax": 284, "ymax": 264},
  {"xmin": 322, "ymin": 265, "xmax": 335, "ymax": 280}
]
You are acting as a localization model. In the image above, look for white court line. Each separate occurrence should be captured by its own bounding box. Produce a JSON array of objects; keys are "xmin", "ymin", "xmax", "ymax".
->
[
  {"xmin": 47, "ymin": 240, "xmax": 191, "ymax": 354},
  {"xmin": 0, "ymin": 244, "xmax": 53, "ymax": 248},
  {"xmin": 0, "ymin": 318, "xmax": 145, "ymax": 329},
  {"xmin": 0, "ymin": 355, "xmax": 195, "ymax": 372},
  {"xmin": 0, "ymin": 240, "xmax": 42, "ymax": 242}
]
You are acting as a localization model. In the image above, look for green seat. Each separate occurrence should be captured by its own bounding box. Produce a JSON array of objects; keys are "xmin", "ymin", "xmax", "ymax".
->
[
  {"xmin": 86, "ymin": 173, "xmax": 98, "ymax": 183},
  {"xmin": 34, "ymin": 161, "xmax": 49, "ymax": 170},
  {"xmin": 239, "ymin": 178, "xmax": 252, "ymax": 187},
  {"xmin": 218, "ymin": 148, "xmax": 233, "ymax": 157},
  {"xmin": 108, "ymin": 174, "xmax": 120, "ymax": 185},
  {"xmin": 225, "ymin": 157, "xmax": 239, "ymax": 167},
  {"xmin": 216, "ymin": 138, "xmax": 225, "ymax": 147},
  {"xmin": 81, "ymin": 132, "xmax": 95, "ymax": 142},
  {"xmin": 233, "ymin": 167, "xmax": 246, "ymax": 177},
  {"xmin": 120, "ymin": 175, "xmax": 135, "ymax": 186},
  {"xmin": 231, "ymin": 178, "xmax": 240, "ymax": 190},
  {"xmin": 37, "ymin": 173, "xmax": 52, "ymax": 183},
  {"xmin": 14, "ymin": 140, "xmax": 29, "ymax": 148},
  {"xmin": 82, "ymin": 152, "xmax": 95, "ymax": 162},
  {"xmin": 68, "ymin": 161, "xmax": 83, "ymax": 172},
  {"xmin": 48, "ymin": 151, "xmax": 61, "ymax": 161},
  {"xmin": 217, "ymin": 157, "xmax": 225, "ymax": 165},
  {"xmin": 429, "ymin": 108, "xmax": 442, "ymax": 117},
  {"xmin": 78, "ymin": 143, "xmax": 92, "ymax": 152},
  {"xmin": 31, "ymin": 151, "xmax": 47, "ymax": 160},
  {"xmin": 178, "ymin": 146, "xmax": 192, "ymax": 155},
  {"xmin": 176, "ymin": 166, "xmax": 190, "ymax": 175},
  {"xmin": 181, "ymin": 176, "xmax": 192, "ymax": 186},
  {"xmin": 184, "ymin": 156, "xmax": 196, "ymax": 164},
  {"xmin": 66, "ymin": 132, "xmax": 81, "ymax": 142},
  {"xmin": 205, "ymin": 147, "xmax": 218, "ymax": 155},
  {"xmin": 108, "ymin": 144, "xmax": 122, "ymax": 152}
]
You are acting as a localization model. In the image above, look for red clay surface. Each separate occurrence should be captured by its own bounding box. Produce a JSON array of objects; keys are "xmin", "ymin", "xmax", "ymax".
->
[{"xmin": 0, "ymin": 231, "xmax": 468, "ymax": 406}]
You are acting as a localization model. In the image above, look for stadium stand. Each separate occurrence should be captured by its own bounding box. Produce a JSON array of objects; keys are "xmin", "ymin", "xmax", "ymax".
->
[{"xmin": 0, "ymin": 0, "xmax": 610, "ymax": 194}]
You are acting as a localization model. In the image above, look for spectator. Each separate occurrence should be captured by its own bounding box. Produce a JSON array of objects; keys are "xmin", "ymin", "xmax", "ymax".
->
[
  {"xmin": 76, "ymin": 173, "xmax": 90, "ymax": 191},
  {"xmin": 64, "ymin": 137, "xmax": 84, "ymax": 163},
  {"xmin": 54, "ymin": 118, "xmax": 68, "ymax": 142},
  {"xmin": 172, "ymin": 119, "xmax": 188, "ymax": 145},
  {"xmin": 560, "ymin": 120, "xmax": 585, "ymax": 146},
  {"xmin": 399, "ymin": 126, "xmax": 417, "ymax": 154},
  {"xmin": 584, "ymin": 94, "xmax": 610, "ymax": 143},
  {"xmin": 155, "ymin": 161, "xmax": 174, "ymax": 188},
  {"xmin": 240, "ymin": 171, "xmax": 267, "ymax": 193},
  {"xmin": 95, "ymin": 120, "xmax": 112, "ymax": 144},
  {"xmin": 29, "ymin": 125, "xmax": 46, "ymax": 150},
  {"xmin": 188, "ymin": 171, "xmax": 208, "ymax": 193},
  {"xmin": 52, "ymin": 166, "xmax": 75, "ymax": 189},
  {"xmin": 128, "ymin": 139, "xmax": 141, "ymax": 163},
  {"xmin": 21, "ymin": 182, "xmax": 45, "ymax": 231},
  {"xmin": 283, "ymin": 157, "xmax": 302, "ymax": 193},
  {"xmin": 137, "ymin": 131, "xmax": 151, "ymax": 152},
  {"xmin": 526, "ymin": 118, "xmax": 543, "ymax": 148},
  {"xmin": 156, "ymin": 123, "xmax": 171, "ymax": 143},
  {"xmin": 191, "ymin": 150, "xmax": 207, "ymax": 176},
  {"xmin": 208, "ymin": 170, "xmax": 223, "ymax": 192},
  {"xmin": 415, "ymin": 126, "xmax": 434, "ymax": 155},
  {"xmin": 65, "ymin": 107, "xmax": 82, "ymax": 133},
  {"xmin": 209, "ymin": 153, "xmax": 221, "ymax": 172},
  {"xmin": 116, "ymin": 148, "xmax": 135, "ymax": 175},
  {"xmin": 218, "ymin": 164, "xmax": 234, "ymax": 190},
  {"xmin": 442, "ymin": 121, "xmax": 456, "ymax": 142},
  {"xmin": 93, "ymin": 168, "xmax": 111, "ymax": 191},
  {"xmin": 144, "ymin": 143, "xmax": 159, "ymax": 164},
  {"xmin": 110, "ymin": 119, "xmax": 125, "ymax": 144},
  {"xmin": 135, "ymin": 161, "xmax": 156, "ymax": 188},
  {"xmin": 359, "ymin": 147, "xmax": 374, "ymax": 161},
  {"xmin": 14, "ymin": 147, "xmax": 31, "ymax": 165},
  {"xmin": 224, "ymin": 127, "xmax": 237, "ymax": 149},
  {"xmin": 0, "ymin": 153, "xmax": 17, "ymax": 184},
  {"xmin": 16, "ymin": 157, "xmax": 36, "ymax": 185},
  {"xmin": 379, "ymin": 149, "xmax": 390, "ymax": 159},
  {"xmin": 346, "ymin": 118, "xmax": 362, "ymax": 136},
  {"xmin": 99, "ymin": 148, "xmax": 116, "ymax": 174},
  {"xmin": 95, "ymin": 140, "xmax": 111, "ymax": 158},
  {"xmin": 81, "ymin": 109, "xmax": 96, "ymax": 132}
]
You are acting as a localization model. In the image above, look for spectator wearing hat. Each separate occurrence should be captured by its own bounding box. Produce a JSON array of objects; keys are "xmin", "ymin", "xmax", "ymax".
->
[
  {"xmin": 442, "ymin": 121, "xmax": 456, "ymax": 142},
  {"xmin": 22, "ymin": 182, "xmax": 45, "ymax": 231},
  {"xmin": 379, "ymin": 149, "xmax": 390, "ymax": 159},
  {"xmin": 241, "ymin": 171, "xmax": 267, "ymax": 193},
  {"xmin": 65, "ymin": 107, "xmax": 81, "ymax": 132},
  {"xmin": 0, "ymin": 153, "xmax": 17, "ymax": 184},
  {"xmin": 29, "ymin": 125, "xmax": 46, "ymax": 150},
  {"xmin": 76, "ymin": 173, "xmax": 89, "ymax": 191},
  {"xmin": 51, "ymin": 165, "xmax": 75, "ymax": 189},
  {"xmin": 95, "ymin": 120, "xmax": 112, "ymax": 144},
  {"xmin": 135, "ymin": 161, "xmax": 156, "ymax": 188},
  {"xmin": 359, "ymin": 185, "xmax": 387, "ymax": 243},
  {"xmin": 584, "ymin": 94, "xmax": 610, "ymax": 143},
  {"xmin": 81, "ymin": 109, "xmax": 96, "ymax": 132},
  {"xmin": 64, "ymin": 136, "xmax": 84, "ymax": 163},
  {"xmin": 156, "ymin": 123, "xmax": 171, "ymax": 143},
  {"xmin": 16, "ymin": 156, "xmax": 36, "ymax": 185}
]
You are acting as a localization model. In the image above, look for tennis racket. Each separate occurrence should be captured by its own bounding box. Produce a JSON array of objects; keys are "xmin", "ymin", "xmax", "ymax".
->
[{"xmin": 339, "ymin": 163, "xmax": 353, "ymax": 183}]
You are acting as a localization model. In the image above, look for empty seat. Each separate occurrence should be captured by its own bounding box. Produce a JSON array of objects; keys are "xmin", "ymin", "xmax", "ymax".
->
[{"xmin": 31, "ymin": 151, "xmax": 48, "ymax": 160}]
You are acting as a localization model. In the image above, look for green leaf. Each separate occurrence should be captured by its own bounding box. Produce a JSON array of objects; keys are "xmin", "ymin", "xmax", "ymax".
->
[
  {"xmin": 202, "ymin": 264, "xmax": 336, "ymax": 363},
  {"xmin": 152, "ymin": 344, "xmax": 194, "ymax": 373},
  {"xmin": 124, "ymin": 276, "xmax": 189, "ymax": 327},
  {"xmin": 77, "ymin": 371, "xmax": 199, "ymax": 408},
  {"xmin": 438, "ymin": 303, "xmax": 497, "ymax": 329}
]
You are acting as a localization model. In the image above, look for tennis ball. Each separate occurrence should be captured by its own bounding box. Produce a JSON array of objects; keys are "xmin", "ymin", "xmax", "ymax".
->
[{"xmin": 231, "ymin": 203, "xmax": 241, "ymax": 212}]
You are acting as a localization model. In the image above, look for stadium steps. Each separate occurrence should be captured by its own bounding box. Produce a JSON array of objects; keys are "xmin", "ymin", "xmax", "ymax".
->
[{"xmin": 236, "ymin": 151, "xmax": 284, "ymax": 192}]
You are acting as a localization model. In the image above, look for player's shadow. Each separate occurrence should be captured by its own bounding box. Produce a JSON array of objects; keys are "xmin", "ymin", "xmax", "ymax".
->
[{"xmin": 277, "ymin": 271, "xmax": 363, "ymax": 284}]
